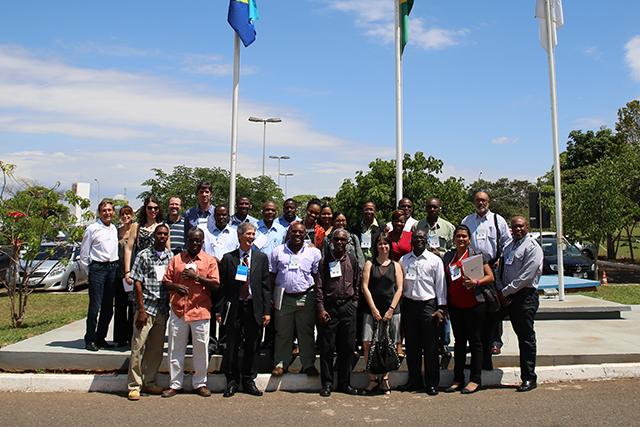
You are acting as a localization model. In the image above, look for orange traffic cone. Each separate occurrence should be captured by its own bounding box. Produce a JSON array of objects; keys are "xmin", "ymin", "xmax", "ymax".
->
[{"xmin": 601, "ymin": 270, "xmax": 608, "ymax": 286}]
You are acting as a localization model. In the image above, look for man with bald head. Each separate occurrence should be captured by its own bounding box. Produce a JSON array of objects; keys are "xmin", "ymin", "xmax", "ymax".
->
[
  {"xmin": 413, "ymin": 198, "xmax": 455, "ymax": 258},
  {"xmin": 482, "ymin": 217, "xmax": 543, "ymax": 392}
]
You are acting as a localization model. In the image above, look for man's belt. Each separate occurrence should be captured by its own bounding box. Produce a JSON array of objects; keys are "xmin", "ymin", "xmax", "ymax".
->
[
  {"xmin": 92, "ymin": 260, "xmax": 118, "ymax": 266},
  {"xmin": 285, "ymin": 287, "xmax": 313, "ymax": 298}
]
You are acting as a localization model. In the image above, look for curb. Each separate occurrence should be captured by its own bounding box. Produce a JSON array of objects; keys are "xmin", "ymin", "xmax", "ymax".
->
[{"xmin": 2, "ymin": 363, "xmax": 640, "ymax": 393}]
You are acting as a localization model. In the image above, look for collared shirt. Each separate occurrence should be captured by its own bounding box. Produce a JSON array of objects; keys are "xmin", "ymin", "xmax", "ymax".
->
[
  {"xmin": 399, "ymin": 250, "xmax": 447, "ymax": 305},
  {"xmin": 277, "ymin": 214, "xmax": 302, "ymax": 229},
  {"xmin": 79, "ymin": 219, "xmax": 118, "ymax": 272},
  {"xmin": 129, "ymin": 246, "xmax": 172, "ymax": 317},
  {"xmin": 413, "ymin": 216, "xmax": 455, "ymax": 257},
  {"xmin": 229, "ymin": 213, "xmax": 259, "ymax": 230},
  {"xmin": 499, "ymin": 235, "xmax": 544, "ymax": 297},
  {"xmin": 163, "ymin": 215, "xmax": 186, "ymax": 253},
  {"xmin": 270, "ymin": 243, "xmax": 321, "ymax": 294},
  {"xmin": 253, "ymin": 219, "xmax": 287, "ymax": 256},
  {"xmin": 386, "ymin": 216, "xmax": 418, "ymax": 233},
  {"xmin": 202, "ymin": 223, "xmax": 239, "ymax": 260},
  {"xmin": 315, "ymin": 252, "xmax": 360, "ymax": 313},
  {"xmin": 163, "ymin": 250, "xmax": 219, "ymax": 321},
  {"xmin": 184, "ymin": 204, "xmax": 216, "ymax": 244},
  {"xmin": 461, "ymin": 210, "xmax": 512, "ymax": 260}
]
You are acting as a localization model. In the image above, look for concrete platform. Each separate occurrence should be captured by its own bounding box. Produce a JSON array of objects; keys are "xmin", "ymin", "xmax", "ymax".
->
[{"xmin": 1, "ymin": 296, "xmax": 638, "ymax": 374}]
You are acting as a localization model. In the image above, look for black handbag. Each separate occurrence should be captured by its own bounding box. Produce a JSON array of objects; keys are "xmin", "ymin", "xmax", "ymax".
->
[
  {"xmin": 366, "ymin": 321, "xmax": 401, "ymax": 374},
  {"xmin": 481, "ymin": 282, "xmax": 501, "ymax": 313}
]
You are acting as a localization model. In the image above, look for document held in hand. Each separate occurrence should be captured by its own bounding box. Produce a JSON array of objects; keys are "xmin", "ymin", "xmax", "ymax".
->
[{"xmin": 461, "ymin": 254, "xmax": 484, "ymax": 281}]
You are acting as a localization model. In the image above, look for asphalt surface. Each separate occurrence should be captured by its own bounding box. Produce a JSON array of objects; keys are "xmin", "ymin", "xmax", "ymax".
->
[{"xmin": 3, "ymin": 378, "xmax": 640, "ymax": 426}]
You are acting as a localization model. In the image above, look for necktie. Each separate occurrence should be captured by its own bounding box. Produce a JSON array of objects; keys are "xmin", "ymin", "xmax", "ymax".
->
[{"xmin": 240, "ymin": 253, "xmax": 250, "ymax": 301}]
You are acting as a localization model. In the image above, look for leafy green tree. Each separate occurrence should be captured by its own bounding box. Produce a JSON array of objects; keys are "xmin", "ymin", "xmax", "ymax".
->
[
  {"xmin": 0, "ymin": 162, "xmax": 91, "ymax": 328},
  {"xmin": 616, "ymin": 99, "xmax": 640, "ymax": 146},
  {"xmin": 563, "ymin": 126, "xmax": 617, "ymax": 171},
  {"xmin": 138, "ymin": 165, "xmax": 284, "ymax": 218}
]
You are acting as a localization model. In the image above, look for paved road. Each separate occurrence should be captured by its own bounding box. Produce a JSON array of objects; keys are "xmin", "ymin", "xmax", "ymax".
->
[{"xmin": 3, "ymin": 379, "xmax": 640, "ymax": 426}]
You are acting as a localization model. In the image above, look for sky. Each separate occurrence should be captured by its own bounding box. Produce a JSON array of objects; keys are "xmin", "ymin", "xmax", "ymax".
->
[{"xmin": 1, "ymin": 0, "xmax": 639, "ymax": 211}]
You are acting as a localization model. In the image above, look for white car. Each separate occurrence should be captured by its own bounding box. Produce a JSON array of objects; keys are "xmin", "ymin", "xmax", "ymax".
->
[{"xmin": 16, "ymin": 243, "xmax": 88, "ymax": 292}]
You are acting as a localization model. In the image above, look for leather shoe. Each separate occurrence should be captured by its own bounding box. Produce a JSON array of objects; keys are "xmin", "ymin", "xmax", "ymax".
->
[
  {"xmin": 490, "ymin": 345, "xmax": 501, "ymax": 355},
  {"xmin": 444, "ymin": 384, "xmax": 463, "ymax": 393},
  {"xmin": 337, "ymin": 385, "xmax": 359, "ymax": 395},
  {"xmin": 223, "ymin": 384, "xmax": 237, "ymax": 398},
  {"xmin": 194, "ymin": 386, "xmax": 211, "ymax": 397},
  {"xmin": 397, "ymin": 382, "xmax": 422, "ymax": 392},
  {"xmin": 303, "ymin": 366, "xmax": 319, "ymax": 376},
  {"xmin": 271, "ymin": 366, "xmax": 284, "ymax": 376},
  {"xmin": 161, "ymin": 388, "xmax": 182, "ymax": 398},
  {"xmin": 85, "ymin": 342, "xmax": 99, "ymax": 352},
  {"xmin": 127, "ymin": 389, "xmax": 140, "ymax": 401},
  {"xmin": 516, "ymin": 380, "xmax": 537, "ymax": 392},
  {"xmin": 244, "ymin": 384, "xmax": 263, "ymax": 396},
  {"xmin": 320, "ymin": 385, "xmax": 331, "ymax": 397},
  {"xmin": 426, "ymin": 386, "xmax": 439, "ymax": 396},
  {"xmin": 96, "ymin": 340, "xmax": 115, "ymax": 349},
  {"xmin": 141, "ymin": 385, "xmax": 164, "ymax": 395},
  {"xmin": 461, "ymin": 386, "xmax": 480, "ymax": 394}
]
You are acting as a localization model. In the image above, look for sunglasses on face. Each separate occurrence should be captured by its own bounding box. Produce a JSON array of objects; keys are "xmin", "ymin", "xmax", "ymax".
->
[{"xmin": 146, "ymin": 206, "xmax": 159, "ymax": 211}]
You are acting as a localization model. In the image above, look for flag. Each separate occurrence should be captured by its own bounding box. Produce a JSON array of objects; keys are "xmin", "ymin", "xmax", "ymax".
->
[
  {"xmin": 535, "ymin": 0, "xmax": 564, "ymax": 52},
  {"xmin": 228, "ymin": 0, "xmax": 259, "ymax": 47},
  {"xmin": 400, "ymin": 0, "xmax": 414, "ymax": 54}
]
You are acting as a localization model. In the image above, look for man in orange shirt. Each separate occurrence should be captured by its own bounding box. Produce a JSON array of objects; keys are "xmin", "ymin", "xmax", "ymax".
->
[{"xmin": 162, "ymin": 227, "xmax": 220, "ymax": 398}]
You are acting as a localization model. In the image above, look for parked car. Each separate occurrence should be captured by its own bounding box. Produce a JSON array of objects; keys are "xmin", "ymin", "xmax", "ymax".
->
[
  {"xmin": 14, "ymin": 243, "xmax": 87, "ymax": 292},
  {"xmin": 529, "ymin": 232, "xmax": 597, "ymax": 259},
  {"xmin": 538, "ymin": 237, "xmax": 596, "ymax": 280}
]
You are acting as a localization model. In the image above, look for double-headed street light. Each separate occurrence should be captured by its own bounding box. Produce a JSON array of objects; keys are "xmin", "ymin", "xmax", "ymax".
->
[
  {"xmin": 280, "ymin": 173, "xmax": 294, "ymax": 199},
  {"xmin": 249, "ymin": 116, "xmax": 282, "ymax": 176},
  {"xmin": 269, "ymin": 155, "xmax": 290, "ymax": 186}
]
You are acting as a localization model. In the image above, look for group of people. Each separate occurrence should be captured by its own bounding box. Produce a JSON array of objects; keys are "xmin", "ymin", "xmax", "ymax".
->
[{"xmin": 78, "ymin": 182, "xmax": 543, "ymax": 400}]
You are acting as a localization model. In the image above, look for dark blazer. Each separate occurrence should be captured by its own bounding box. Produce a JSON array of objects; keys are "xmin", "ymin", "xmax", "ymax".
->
[
  {"xmin": 217, "ymin": 248, "xmax": 271, "ymax": 326},
  {"xmin": 350, "ymin": 221, "xmax": 382, "ymax": 249}
]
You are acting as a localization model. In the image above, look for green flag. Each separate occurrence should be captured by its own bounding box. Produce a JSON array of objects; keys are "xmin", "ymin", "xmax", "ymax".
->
[{"xmin": 400, "ymin": 0, "xmax": 414, "ymax": 54}]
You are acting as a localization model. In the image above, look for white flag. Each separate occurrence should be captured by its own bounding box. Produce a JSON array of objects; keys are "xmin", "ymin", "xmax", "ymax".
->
[{"xmin": 536, "ymin": 0, "xmax": 564, "ymax": 52}]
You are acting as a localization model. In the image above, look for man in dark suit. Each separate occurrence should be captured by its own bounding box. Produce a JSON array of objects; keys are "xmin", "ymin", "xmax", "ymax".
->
[{"xmin": 217, "ymin": 222, "xmax": 271, "ymax": 397}]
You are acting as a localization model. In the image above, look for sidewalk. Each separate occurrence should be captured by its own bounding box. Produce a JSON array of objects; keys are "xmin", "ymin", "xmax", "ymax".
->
[{"xmin": 1, "ymin": 295, "xmax": 640, "ymax": 392}]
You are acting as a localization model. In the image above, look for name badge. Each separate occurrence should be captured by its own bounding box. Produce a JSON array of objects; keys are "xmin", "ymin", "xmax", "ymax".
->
[
  {"xmin": 405, "ymin": 264, "xmax": 417, "ymax": 281},
  {"xmin": 154, "ymin": 265, "xmax": 166, "ymax": 283},
  {"xmin": 198, "ymin": 218, "xmax": 208, "ymax": 226},
  {"xmin": 506, "ymin": 251, "xmax": 515, "ymax": 265},
  {"xmin": 289, "ymin": 255, "xmax": 300, "ymax": 270},
  {"xmin": 253, "ymin": 233, "xmax": 268, "ymax": 249},
  {"xmin": 215, "ymin": 233, "xmax": 228, "ymax": 248},
  {"xmin": 361, "ymin": 233, "xmax": 372, "ymax": 248},
  {"xmin": 329, "ymin": 260, "xmax": 342, "ymax": 278},
  {"xmin": 477, "ymin": 226, "xmax": 487, "ymax": 240},
  {"xmin": 185, "ymin": 262, "xmax": 197, "ymax": 273},
  {"xmin": 429, "ymin": 233, "xmax": 440, "ymax": 248},
  {"xmin": 235, "ymin": 265, "xmax": 249, "ymax": 281},
  {"xmin": 449, "ymin": 264, "xmax": 462, "ymax": 281}
]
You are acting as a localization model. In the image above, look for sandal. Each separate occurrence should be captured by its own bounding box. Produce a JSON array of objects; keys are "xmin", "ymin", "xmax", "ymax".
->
[
  {"xmin": 461, "ymin": 382, "xmax": 480, "ymax": 394},
  {"xmin": 379, "ymin": 378, "xmax": 391, "ymax": 395},
  {"xmin": 363, "ymin": 378, "xmax": 380, "ymax": 396},
  {"xmin": 445, "ymin": 382, "xmax": 463, "ymax": 393}
]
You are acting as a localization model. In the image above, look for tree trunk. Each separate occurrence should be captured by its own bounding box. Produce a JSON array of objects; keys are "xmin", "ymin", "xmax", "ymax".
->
[
  {"xmin": 607, "ymin": 233, "xmax": 616, "ymax": 260},
  {"xmin": 628, "ymin": 224, "xmax": 636, "ymax": 262}
]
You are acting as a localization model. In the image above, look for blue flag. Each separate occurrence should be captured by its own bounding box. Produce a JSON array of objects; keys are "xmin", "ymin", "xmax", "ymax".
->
[{"xmin": 228, "ymin": 0, "xmax": 259, "ymax": 47}]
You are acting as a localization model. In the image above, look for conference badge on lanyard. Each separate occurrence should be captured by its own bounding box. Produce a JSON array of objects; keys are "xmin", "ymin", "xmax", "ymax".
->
[{"xmin": 329, "ymin": 260, "xmax": 342, "ymax": 278}]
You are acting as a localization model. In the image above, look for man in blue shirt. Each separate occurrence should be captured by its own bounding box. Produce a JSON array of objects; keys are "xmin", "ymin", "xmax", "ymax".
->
[
  {"xmin": 277, "ymin": 198, "xmax": 302, "ymax": 229},
  {"xmin": 184, "ymin": 181, "xmax": 216, "ymax": 244},
  {"xmin": 229, "ymin": 196, "xmax": 258, "ymax": 229}
]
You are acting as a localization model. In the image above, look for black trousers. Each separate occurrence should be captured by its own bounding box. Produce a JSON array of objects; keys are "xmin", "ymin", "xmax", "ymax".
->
[
  {"xmin": 402, "ymin": 298, "xmax": 440, "ymax": 388},
  {"xmin": 449, "ymin": 302, "xmax": 485, "ymax": 385},
  {"xmin": 482, "ymin": 288, "xmax": 539, "ymax": 382},
  {"xmin": 113, "ymin": 278, "xmax": 133, "ymax": 344},
  {"xmin": 317, "ymin": 299, "xmax": 357, "ymax": 388},
  {"xmin": 222, "ymin": 301, "xmax": 263, "ymax": 387}
]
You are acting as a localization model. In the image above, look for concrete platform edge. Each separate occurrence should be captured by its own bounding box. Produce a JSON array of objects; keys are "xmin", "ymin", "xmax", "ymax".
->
[{"xmin": 2, "ymin": 363, "xmax": 640, "ymax": 393}]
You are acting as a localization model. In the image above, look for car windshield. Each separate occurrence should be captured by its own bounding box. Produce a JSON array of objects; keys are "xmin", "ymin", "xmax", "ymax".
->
[
  {"xmin": 34, "ymin": 246, "xmax": 75, "ymax": 260},
  {"xmin": 541, "ymin": 240, "xmax": 582, "ymax": 257}
]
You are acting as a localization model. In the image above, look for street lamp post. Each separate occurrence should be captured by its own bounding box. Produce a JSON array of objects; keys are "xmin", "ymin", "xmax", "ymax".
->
[
  {"xmin": 280, "ymin": 173, "xmax": 294, "ymax": 199},
  {"xmin": 269, "ymin": 155, "xmax": 290, "ymax": 186},
  {"xmin": 94, "ymin": 178, "xmax": 101, "ymax": 205},
  {"xmin": 249, "ymin": 116, "xmax": 282, "ymax": 176}
]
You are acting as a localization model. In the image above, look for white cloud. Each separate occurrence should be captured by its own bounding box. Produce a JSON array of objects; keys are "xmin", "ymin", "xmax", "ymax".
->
[
  {"xmin": 571, "ymin": 116, "xmax": 613, "ymax": 129},
  {"xmin": 625, "ymin": 35, "xmax": 640, "ymax": 82},
  {"xmin": 491, "ymin": 137, "xmax": 519, "ymax": 145},
  {"xmin": 324, "ymin": 0, "xmax": 466, "ymax": 50}
]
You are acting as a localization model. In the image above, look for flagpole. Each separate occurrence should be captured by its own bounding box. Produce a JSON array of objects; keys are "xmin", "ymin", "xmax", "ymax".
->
[
  {"xmin": 229, "ymin": 33, "xmax": 241, "ymax": 216},
  {"xmin": 394, "ymin": 0, "xmax": 404, "ymax": 206},
  {"xmin": 544, "ymin": 0, "xmax": 565, "ymax": 301}
]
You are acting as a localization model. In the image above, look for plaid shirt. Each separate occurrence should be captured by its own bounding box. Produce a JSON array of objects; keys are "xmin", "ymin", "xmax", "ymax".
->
[{"xmin": 129, "ymin": 246, "xmax": 173, "ymax": 317}]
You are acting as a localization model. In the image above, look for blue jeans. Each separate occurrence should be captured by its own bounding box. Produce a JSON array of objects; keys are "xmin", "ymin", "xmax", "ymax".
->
[{"xmin": 84, "ymin": 261, "xmax": 117, "ymax": 345}]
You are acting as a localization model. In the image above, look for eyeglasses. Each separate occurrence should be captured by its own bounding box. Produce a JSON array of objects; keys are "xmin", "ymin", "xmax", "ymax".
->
[
  {"xmin": 146, "ymin": 206, "xmax": 159, "ymax": 211},
  {"xmin": 399, "ymin": 204, "xmax": 412, "ymax": 209},
  {"xmin": 187, "ymin": 238, "xmax": 203, "ymax": 243}
]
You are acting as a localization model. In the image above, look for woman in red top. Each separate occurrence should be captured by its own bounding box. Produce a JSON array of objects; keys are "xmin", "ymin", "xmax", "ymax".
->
[
  {"xmin": 443, "ymin": 224, "xmax": 494, "ymax": 394},
  {"xmin": 389, "ymin": 210, "xmax": 412, "ymax": 262}
]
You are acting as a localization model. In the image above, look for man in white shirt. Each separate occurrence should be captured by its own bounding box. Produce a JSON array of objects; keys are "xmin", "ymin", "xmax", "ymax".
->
[
  {"xmin": 201, "ymin": 206, "xmax": 239, "ymax": 261},
  {"xmin": 79, "ymin": 200, "xmax": 119, "ymax": 352},
  {"xmin": 398, "ymin": 229, "xmax": 447, "ymax": 396}
]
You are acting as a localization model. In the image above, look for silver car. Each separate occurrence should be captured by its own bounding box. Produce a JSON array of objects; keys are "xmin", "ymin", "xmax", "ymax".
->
[{"xmin": 18, "ymin": 243, "xmax": 88, "ymax": 292}]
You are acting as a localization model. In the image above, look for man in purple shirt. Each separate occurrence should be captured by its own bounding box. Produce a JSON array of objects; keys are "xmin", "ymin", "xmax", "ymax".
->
[{"xmin": 269, "ymin": 222, "xmax": 321, "ymax": 377}]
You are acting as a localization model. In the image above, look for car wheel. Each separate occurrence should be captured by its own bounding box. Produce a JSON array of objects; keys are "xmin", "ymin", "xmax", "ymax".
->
[{"xmin": 66, "ymin": 273, "xmax": 76, "ymax": 292}]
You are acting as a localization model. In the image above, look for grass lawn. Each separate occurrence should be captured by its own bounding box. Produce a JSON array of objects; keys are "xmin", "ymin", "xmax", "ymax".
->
[
  {"xmin": 0, "ymin": 292, "xmax": 89, "ymax": 347},
  {"xmin": 575, "ymin": 284, "xmax": 640, "ymax": 305}
]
